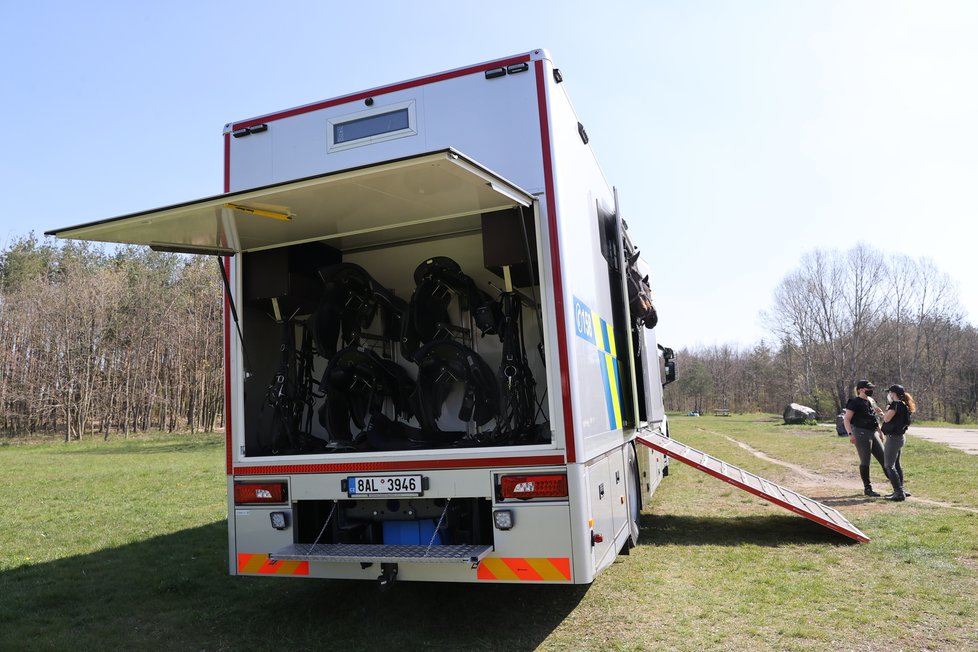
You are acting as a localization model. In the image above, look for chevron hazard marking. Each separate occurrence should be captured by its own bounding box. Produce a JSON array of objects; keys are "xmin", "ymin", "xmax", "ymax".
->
[
  {"xmin": 237, "ymin": 553, "xmax": 309, "ymax": 575},
  {"xmin": 477, "ymin": 557, "xmax": 571, "ymax": 581}
]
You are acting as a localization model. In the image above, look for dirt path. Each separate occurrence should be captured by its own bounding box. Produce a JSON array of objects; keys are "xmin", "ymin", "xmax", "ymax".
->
[
  {"xmin": 715, "ymin": 431, "xmax": 978, "ymax": 515},
  {"xmin": 720, "ymin": 434, "xmax": 857, "ymax": 489}
]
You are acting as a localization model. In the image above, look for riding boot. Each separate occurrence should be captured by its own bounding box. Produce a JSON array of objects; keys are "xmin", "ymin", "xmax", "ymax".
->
[
  {"xmin": 895, "ymin": 459, "xmax": 910, "ymax": 496},
  {"xmin": 884, "ymin": 469, "xmax": 905, "ymax": 500},
  {"xmin": 885, "ymin": 470, "xmax": 907, "ymax": 500},
  {"xmin": 860, "ymin": 465, "xmax": 880, "ymax": 497}
]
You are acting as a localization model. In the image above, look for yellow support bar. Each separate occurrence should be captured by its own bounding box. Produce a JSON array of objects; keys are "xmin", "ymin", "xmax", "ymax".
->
[{"xmin": 223, "ymin": 203, "xmax": 293, "ymax": 221}]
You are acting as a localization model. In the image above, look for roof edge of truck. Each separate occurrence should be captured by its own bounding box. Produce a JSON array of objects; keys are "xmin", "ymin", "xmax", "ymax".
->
[{"xmin": 225, "ymin": 49, "xmax": 552, "ymax": 132}]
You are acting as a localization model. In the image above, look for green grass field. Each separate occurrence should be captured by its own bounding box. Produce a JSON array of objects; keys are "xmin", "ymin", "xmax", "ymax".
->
[{"xmin": 1, "ymin": 416, "xmax": 976, "ymax": 651}]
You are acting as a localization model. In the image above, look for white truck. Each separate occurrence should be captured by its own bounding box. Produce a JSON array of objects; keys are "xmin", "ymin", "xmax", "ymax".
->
[{"xmin": 50, "ymin": 49, "xmax": 679, "ymax": 584}]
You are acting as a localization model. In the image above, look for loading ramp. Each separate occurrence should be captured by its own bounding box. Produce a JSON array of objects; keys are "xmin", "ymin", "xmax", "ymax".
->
[{"xmin": 637, "ymin": 431, "xmax": 870, "ymax": 543}]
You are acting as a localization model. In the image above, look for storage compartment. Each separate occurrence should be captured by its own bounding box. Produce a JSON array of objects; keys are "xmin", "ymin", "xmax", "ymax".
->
[
  {"xmin": 293, "ymin": 497, "xmax": 494, "ymax": 548},
  {"xmin": 481, "ymin": 208, "xmax": 539, "ymax": 288},
  {"xmin": 240, "ymin": 218, "xmax": 550, "ymax": 457}
]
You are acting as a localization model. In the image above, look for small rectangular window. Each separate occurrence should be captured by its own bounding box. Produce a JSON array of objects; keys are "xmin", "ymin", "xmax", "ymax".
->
[
  {"xmin": 327, "ymin": 100, "xmax": 417, "ymax": 153},
  {"xmin": 334, "ymin": 108, "xmax": 410, "ymax": 145}
]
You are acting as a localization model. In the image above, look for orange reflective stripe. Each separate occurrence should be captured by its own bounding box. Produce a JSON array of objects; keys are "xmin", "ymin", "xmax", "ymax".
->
[
  {"xmin": 237, "ymin": 553, "xmax": 309, "ymax": 576},
  {"xmin": 478, "ymin": 557, "xmax": 520, "ymax": 580},
  {"xmin": 503, "ymin": 557, "xmax": 543, "ymax": 581},
  {"xmin": 238, "ymin": 553, "xmax": 266, "ymax": 574},
  {"xmin": 526, "ymin": 557, "xmax": 570, "ymax": 581},
  {"xmin": 552, "ymin": 557, "xmax": 572, "ymax": 579},
  {"xmin": 477, "ymin": 558, "xmax": 571, "ymax": 581},
  {"xmin": 259, "ymin": 560, "xmax": 306, "ymax": 575}
]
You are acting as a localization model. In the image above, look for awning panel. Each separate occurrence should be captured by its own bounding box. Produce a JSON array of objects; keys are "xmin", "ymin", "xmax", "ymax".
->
[{"xmin": 46, "ymin": 150, "xmax": 534, "ymax": 254}]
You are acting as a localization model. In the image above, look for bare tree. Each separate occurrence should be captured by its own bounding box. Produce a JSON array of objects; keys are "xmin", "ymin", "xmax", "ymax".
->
[{"xmin": 0, "ymin": 237, "xmax": 225, "ymax": 439}]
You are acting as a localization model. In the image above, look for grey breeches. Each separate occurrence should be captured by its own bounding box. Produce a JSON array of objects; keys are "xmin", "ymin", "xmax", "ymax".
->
[
  {"xmin": 852, "ymin": 426, "xmax": 885, "ymax": 468},
  {"xmin": 884, "ymin": 434, "xmax": 905, "ymax": 483}
]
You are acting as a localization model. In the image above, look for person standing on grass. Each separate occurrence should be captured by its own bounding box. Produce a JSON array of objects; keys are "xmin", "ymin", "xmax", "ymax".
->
[
  {"xmin": 880, "ymin": 384, "xmax": 916, "ymax": 502},
  {"xmin": 843, "ymin": 379, "xmax": 888, "ymax": 497}
]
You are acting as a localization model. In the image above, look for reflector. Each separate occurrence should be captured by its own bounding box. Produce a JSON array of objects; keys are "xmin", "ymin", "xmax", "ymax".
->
[
  {"xmin": 500, "ymin": 474, "xmax": 568, "ymax": 500},
  {"xmin": 234, "ymin": 482, "xmax": 287, "ymax": 504}
]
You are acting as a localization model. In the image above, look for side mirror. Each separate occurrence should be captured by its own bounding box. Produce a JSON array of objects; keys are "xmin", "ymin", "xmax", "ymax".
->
[{"xmin": 659, "ymin": 345, "xmax": 677, "ymax": 385}]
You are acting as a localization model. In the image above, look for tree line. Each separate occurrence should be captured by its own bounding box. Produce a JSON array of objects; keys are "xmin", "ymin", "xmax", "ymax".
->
[
  {"xmin": 0, "ymin": 235, "xmax": 223, "ymax": 439},
  {"xmin": 2, "ymin": 238, "xmax": 975, "ymax": 440},
  {"xmin": 665, "ymin": 245, "xmax": 978, "ymax": 423}
]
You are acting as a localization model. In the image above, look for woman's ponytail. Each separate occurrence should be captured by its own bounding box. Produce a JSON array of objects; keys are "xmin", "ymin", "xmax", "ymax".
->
[{"xmin": 904, "ymin": 392, "xmax": 916, "ymax": 414}]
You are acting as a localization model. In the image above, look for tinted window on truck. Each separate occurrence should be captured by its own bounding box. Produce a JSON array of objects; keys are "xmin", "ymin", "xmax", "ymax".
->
[{"xmin": 334, "ymin": 108, "xmax": 410, "ymax": 144}]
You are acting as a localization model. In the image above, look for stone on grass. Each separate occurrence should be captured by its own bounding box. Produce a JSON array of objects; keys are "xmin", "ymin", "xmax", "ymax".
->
[{"xmin": 783, "ymin": 403, "xmax": 817, "ymax": 424}]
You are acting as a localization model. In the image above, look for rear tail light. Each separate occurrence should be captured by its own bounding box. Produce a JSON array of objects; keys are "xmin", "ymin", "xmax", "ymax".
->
[
  {"xmin": 500, "ymin": 474, "xmax": 568, "ymax": 500},
  {"xmin": 234, "ymin": 482, "xmax": 287, "ymax": 505}
]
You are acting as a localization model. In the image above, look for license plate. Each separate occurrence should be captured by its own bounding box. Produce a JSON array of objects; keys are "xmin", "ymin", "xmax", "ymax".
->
[{"xmin": 346, "ymin": 475, "xmax": 423, "ymax": 497}]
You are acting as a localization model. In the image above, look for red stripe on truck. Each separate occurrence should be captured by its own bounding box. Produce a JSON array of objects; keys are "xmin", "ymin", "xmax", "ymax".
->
[
  {"xmin": 223, "ymin": 132, "xmax": 233, "ymax": 475},
  {"xmin": 535, "ymin": 59, "xmax": 575, "ymax": 464},
  {"xmin": 233, "ymin": 454, "xmax": 566, "ymax": 476}
]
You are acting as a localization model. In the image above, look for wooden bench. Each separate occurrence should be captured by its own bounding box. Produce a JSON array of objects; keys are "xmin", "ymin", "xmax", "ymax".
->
[{"xmin": 714, "ymin": 408, "xmax": 730, "ymax": 417}]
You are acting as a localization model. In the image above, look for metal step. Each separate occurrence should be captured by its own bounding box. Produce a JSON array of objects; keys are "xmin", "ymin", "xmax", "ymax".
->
[
  {"xmin": 270, "ymin": 543, "xmax": 494, "ymax": 565},
  {"xmin": 636, "ymin": 431, "xmax": 870, "ymax": 543}
]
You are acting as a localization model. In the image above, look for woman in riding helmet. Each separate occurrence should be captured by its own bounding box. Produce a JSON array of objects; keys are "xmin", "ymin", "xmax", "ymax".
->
[{"xmin": 881, "ymin": 384, "xmax": 917, "ymax": 502}]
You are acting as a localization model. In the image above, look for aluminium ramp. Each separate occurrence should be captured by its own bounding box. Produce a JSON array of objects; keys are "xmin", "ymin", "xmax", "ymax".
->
[{"xmin": 636, "ymin": 431, "xmax": 870, "ymax": 543}]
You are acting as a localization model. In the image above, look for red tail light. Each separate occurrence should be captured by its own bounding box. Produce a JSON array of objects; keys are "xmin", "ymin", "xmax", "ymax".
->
[
  {"xmin": 500, "ymin": 475, "xmax": 568, "ymax": 500},
  {"xmin": 234, "ymin": 482, "xmax": 287, "ymax": 504}
]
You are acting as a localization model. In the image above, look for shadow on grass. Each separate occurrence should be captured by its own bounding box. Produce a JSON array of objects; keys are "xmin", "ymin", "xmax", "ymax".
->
[
  {"xmin": 0, "ymin": 521, "xmax": 587, "ymax": 651},
  {"xmin": 639, "ymin": 513, "xmax": 859, "ymax": 547},
  {"xmin": 815, "ymin": 495, "xmax": 882, "ymax": 508}
]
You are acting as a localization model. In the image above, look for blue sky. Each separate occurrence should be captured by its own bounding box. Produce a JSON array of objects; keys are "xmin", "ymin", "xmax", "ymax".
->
[{"xmin": 2, "ymin": 1, "xmax": 976, "ymax": 349}]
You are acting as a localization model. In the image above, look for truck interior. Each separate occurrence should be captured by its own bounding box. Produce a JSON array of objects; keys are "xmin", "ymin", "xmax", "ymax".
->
[{"xmin": 239, "ymin": 205, "xmax": 549, "ymax": 456}]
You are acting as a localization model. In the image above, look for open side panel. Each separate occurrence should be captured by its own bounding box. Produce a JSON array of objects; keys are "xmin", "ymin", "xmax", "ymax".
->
[
  {"xmin": 45, "ymin": 149, "xmax": 532, "ymax": 254},
  {"xmin": 636, "ymin": 431, "xmax": 870, "ymax": 543}
]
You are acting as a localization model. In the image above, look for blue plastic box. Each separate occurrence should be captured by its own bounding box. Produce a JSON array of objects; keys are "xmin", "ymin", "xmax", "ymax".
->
[{"xmin": 382, "ymin": 519, "xmax": 442, "ymax": 545}]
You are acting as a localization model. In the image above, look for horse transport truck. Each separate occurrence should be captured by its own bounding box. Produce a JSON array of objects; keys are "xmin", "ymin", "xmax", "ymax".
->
[{"xmin": 50, "ymin": 49, "xmax": 865, "ymax": 586}]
